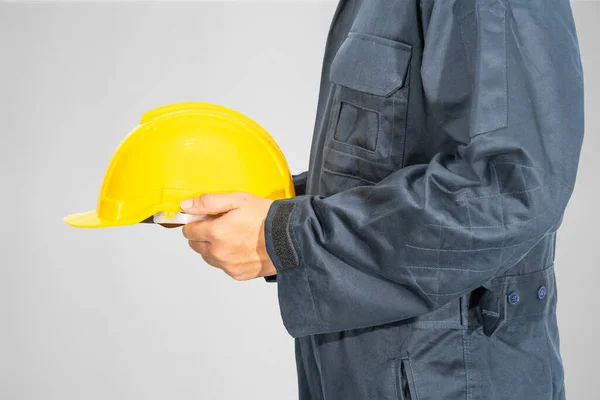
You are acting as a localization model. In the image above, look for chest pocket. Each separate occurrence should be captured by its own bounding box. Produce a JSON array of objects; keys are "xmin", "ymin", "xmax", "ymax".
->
[{"xmin": 323, "ymin": 32, "xmax": 412, "ymax": 186}]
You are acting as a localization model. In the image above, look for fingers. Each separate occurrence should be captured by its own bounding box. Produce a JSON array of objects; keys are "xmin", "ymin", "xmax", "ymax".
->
[
  {"xmin": 182, "ymin": 220, "xmax": 215, "ymax": 242},
  {"xmin": 180, "ymin": 193, "xmax": 245, "ymax": 215},
  {"xmin": 189, "ymin": 240, "xmax": 225, "ymax": 270},
  {"xmin": 182, "ymin": 216, "xmax": 234, "ymax": 243},
  {"xmin": 188, "ymin": 240, "xmax": 211, "ymax": 257},
  {"xmin": 201, "ymin": 254, "xmax": 220, "ymax": 268}
]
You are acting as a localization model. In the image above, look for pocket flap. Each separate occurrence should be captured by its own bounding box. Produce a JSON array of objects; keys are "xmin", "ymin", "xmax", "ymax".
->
[{"xmin": 330, "ymin": 32, "xmax": 412, "ymax": 97}]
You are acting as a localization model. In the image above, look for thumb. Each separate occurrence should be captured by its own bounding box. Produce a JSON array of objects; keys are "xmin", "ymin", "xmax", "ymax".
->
[{"xmin": 180, "ymin": 193, "xmax": 243, "ymax": 215}]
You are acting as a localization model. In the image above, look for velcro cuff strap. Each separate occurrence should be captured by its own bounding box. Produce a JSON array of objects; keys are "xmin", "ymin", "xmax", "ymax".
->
[{"xmin": 270, "ymin": 202, "xmax": 299, "ymax": 270}]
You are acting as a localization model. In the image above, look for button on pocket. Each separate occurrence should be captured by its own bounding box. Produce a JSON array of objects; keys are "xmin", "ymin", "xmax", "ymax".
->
[{"xmin": 323, "ymin": 32, "xmax": 412, "ymax": 187}]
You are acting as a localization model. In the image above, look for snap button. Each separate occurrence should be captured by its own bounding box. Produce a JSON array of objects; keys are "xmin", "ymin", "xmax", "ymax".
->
[
  {"xmin": 508, "ymin": 291, "xmax": 520, "ymax": 305},
  {"xmin": 537, "ymin": 286, "xmax": 547, "ymax": 300}
]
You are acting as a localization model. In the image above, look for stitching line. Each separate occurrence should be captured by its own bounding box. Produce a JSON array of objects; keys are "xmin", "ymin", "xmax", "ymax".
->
[
  {"xmin": 404, "ymin": 236, "xmax": 545, "ymax": 272},
  {"xmin": 321, "ymin": 166, "xmax": 378, "ymax": 185},
  {"xmin": 418, "ymin": 260, "xmax": 553, "ymax": 297},
  {"xmin": 470, "ymin": 5, "xmax": 508, "ymax": 136},
  {"xmin": 492, "ymin": 163, "xmax": 506, "ymax": 266},
  {"xmin": 424, "ymin": 211, "xmax": 548, "ymax": 229},
  {"xmin": 348, "ymin": 31, "xmax": 413, "ymax": 51},
  {"xmin": 324, "ymin": 144, "xmax": 393, "ymax": 166},
  {"xmin": 406, "ymin": 233, "xmax": 539, "ymax": 252},
  {"xmin": 493, "ymin": 161, "xmax": 573, "ymax": 192},
  {"xmin": 407, "ymin": 357, "xmax": 421, "ymax": 400},
  {"xmin": 435, "ymin": 219, "xmax": 442, "ymax": 308},
  {"xmin": 462, "ymin": 329, "xmax": 472, "ymax": 400},
  {"xmin": 458, "ymin": 186, "xmax": 541, "ymax": 202}
]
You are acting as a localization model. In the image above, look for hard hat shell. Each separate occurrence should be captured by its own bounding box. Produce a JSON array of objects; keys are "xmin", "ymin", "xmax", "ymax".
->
[{"xmin": 64, "ymin": 102, "xmax": 295, "ymax": 228}]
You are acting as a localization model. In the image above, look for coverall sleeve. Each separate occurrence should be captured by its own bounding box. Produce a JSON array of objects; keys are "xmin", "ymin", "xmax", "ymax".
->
[
  {"xmin": 264, "ymin": 171, "xmax": 309, "ymax": 283},
  {"xmin": 264, "ymin": 2, "xmax": 584, "ymax": 337}
]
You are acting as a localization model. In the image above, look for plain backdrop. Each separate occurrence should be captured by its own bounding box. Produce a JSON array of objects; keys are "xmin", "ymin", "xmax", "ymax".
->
[{"xmin": 0, "ymin": 1, "xmax": 598, "ymax": 399}]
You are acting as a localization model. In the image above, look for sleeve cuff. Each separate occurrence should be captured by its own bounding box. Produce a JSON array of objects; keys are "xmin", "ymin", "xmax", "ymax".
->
[
  {"xmin": 263, "ymin": 197, "xmax": 323, "ymax": 337},
  {"xmin": 262, "ymin": 171, "xmax": 308, "ymax": 283}
]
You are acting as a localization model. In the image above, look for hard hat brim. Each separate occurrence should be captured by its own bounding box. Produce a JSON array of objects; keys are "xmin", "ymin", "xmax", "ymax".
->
[{"xmin": 63, "ymin": 210, "xmax": 118, "ymax": 228}]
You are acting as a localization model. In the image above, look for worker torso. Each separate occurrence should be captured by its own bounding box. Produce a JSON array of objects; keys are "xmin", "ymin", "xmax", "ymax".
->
[{"xmin": 296, "ymin": 1, "xmax": 574, "ymax": 399}]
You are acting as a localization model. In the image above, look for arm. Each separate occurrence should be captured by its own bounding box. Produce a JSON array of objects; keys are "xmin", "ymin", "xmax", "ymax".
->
[{"xmin": 264, "ymin": 1, "xmax": 584, "ymax": 337}]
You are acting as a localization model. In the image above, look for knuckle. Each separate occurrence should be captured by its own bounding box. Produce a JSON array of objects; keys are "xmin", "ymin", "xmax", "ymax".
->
[
  {"xmin": 210, "ymin": 225, "xmax": 224, "ymax": 241},
  {"xmin": 202, "ymin": 255, "xmax": 216, "ymax": 267},
  {"xmin": 188, "ymin": 240, "xmax": 199, "ymax": 253},
  {"xmin": 227, "ymin": 268, "xmax": 251, "ymax": 281},
  {"xmin": 199, "ymin": 194, "xmax": 212, "ymax": 209},
  {"xmin": 230, "ymin": 271, "xmax": 244, "ymax": 281}
]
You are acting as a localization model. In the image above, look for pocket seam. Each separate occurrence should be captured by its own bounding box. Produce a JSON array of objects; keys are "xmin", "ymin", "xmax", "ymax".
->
[
  {"xmin": 331, "ymin": 100, "xmax": 382, "ymax": 154},
  {"xmin": 348, "ymin": 31, "xmax": 413, "ymax": 51},
  {"xmin": 323, "ymin": 144, "xmax": 393, "ymax": 166},
  {"xmin": 321, "ymin": 166, "xmax": 378, "ymax": 185},
  {"xmin": 405, "ymin": 357, "xmax": 420, "ymax": 400},
  {"xmin": 394, "ymin": 355, "xmax": 420, "ymax": 400}
]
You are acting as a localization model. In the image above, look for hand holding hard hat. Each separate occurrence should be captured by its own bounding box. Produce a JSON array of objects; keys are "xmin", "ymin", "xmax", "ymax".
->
[
  {"xmin": 64, "ymin": 102, "xmax": 296, "ymax": 279},
  {"xmin": 178, "ymin": 192, "xmax": 277, "ymax": 279}
]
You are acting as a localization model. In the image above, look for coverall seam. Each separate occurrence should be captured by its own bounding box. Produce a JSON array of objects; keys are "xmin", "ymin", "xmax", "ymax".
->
[
  {"xmin": 406, "ymin": 263, "xmax": 501, "ymax": 273},
  {"xmin": 504, "ymin": 308, "xmax": 557, "ymax": 322},
  {"xmin": 458, "ymin": 185, "xmax": 541, "ymax": 202},
  {"xmin": 541, "ymin": 305, "xmax": 564, "ymax": 396},
  {"xmin": 393, "ymin": 358, "xmax": 399, "ymax": 400},
  {"xmin": 407, "ymin": 356, "xmax": 421, "ymax": 400},
  {"xmin": 348, "ymin": 31, "xmax": 413, "ymax": 51},
  {"xmin": 435, "ymin": 219, "xmax": 442, "ymax": 308},
  {"xmin": 457, "ymin": 9, "xmax": 476, "ymax": 23},
  {"xmin": 334, "ymin": 79, "xmax": 405, "ymax": 97},
  {"xmin": 493, "ymin": 161, "xmax": 574, "ymax": 192},
  {"xmin": 398, "ymin": 64, "xmax": 411, "ymax": 168},
  {"xmin": 492, "ymin": 163, "xmax": 507, "ymax": 266},
  {"xmin": 321, "ymin": 166, "xmax": 378, "ymax": 185},
  {"xmin": 493, "ymin": 261, "xmax": 554, "ymax": 280},
  {"xmin": 517, "ymin": 165, "xmax": 532, "ymax": 219},
  {"xmin": 324, "ymin": 144, "xmax": 394, "ymax": 166},
  {"xmin": 403, "ymin": 267, "xmax": 438, "ymax": 310},
  {"xmin": 458, "ymin": 10, "xmax": 476, "ymax": 82},
  {"xmin": 419, "ymin": 258, "xmax": 553, "ymax": 297},
  {"xmin": 469, "ymin": 4, "xmax": 508, "ymax": 137},
  {"xmin": 423, "ymin": 211, "xmax": 548, "ymax": 229},
  {"xmin": 406, "ymin": 233, "xmax": 540, "ymax": 252},
  {"xmin": 392, "ymin": 87, "xmax": 397, "ymax": 170},
  {"xmin": 403, "ymin": 321, "xmax": 464, "ymax": 330},
  {"xmin": 462, "ymin": 329, "xmax": 472, "ymax": 400}
]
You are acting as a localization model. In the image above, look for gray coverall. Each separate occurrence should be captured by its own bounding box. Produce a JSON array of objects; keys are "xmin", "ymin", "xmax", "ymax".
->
[{"xmin": 263, "ymin": 0, "xmax": 584, "ymax": 399}]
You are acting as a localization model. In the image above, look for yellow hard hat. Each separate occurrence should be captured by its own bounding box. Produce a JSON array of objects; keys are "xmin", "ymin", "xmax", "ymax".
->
[{"xmin": 64, "ymin": 102, "xmax": 295, "ymax": 228}]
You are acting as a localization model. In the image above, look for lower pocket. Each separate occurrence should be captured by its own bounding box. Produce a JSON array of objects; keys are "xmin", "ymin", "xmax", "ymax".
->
[
  {"xmin": 323, "ymin": 142, "xmax": 393, "ymax": 181},
  {"xmin": 395, "ymin": 355, "xmax": 417, "ymax": 400}
]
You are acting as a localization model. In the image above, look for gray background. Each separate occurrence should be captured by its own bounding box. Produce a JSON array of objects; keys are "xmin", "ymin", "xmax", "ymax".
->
[{"xmin": 0, "ymin": 1, "xmax": 598, "ymax": 399}]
